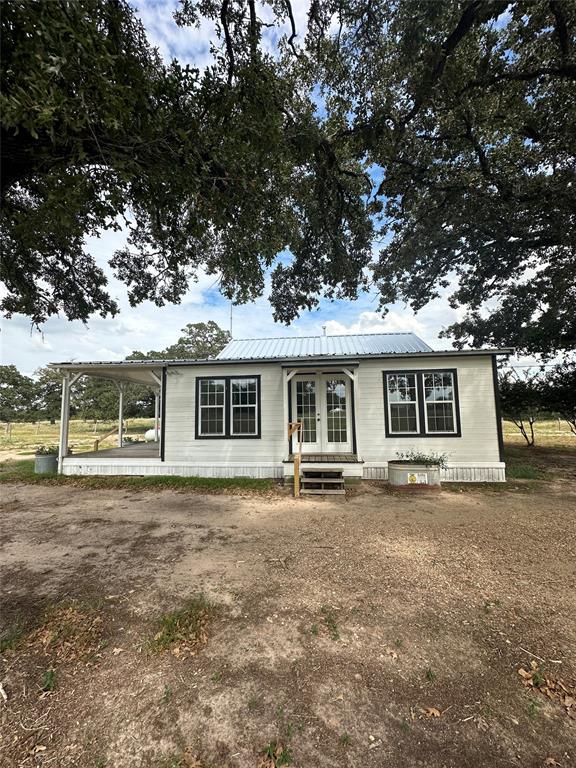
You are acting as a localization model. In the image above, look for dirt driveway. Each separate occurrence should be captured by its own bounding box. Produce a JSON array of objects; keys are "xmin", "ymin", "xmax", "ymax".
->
[{"xmin": 1, "ymin": 480, "xmax": 575, "ymax": 768}]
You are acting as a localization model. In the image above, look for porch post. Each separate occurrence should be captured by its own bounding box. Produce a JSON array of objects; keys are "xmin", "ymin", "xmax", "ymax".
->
[
  {"xmin": 58, "ymin": 373, "xmax": 71, "ymax": 474},
  {"xmin": 154, "ymin": 391, "xmax": 160, "ymax": 441},
  {"xmin": 117, "ymin": 383, "xmax": 124, "ymax": 447},
  {"xmin": 352, "ymin": 369, "xmax": 360, "ymax": 459},
  {"xmin": 282, "ymin": 369, "xmax": 289, "ymax": 457}
]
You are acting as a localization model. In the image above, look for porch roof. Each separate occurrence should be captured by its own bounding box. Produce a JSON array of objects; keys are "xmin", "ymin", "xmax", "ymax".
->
[{"xmin": 49, "ymin": 361, "xmax": 163, "ymax": 387}]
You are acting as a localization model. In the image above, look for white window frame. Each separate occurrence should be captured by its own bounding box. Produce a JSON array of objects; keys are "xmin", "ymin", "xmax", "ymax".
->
[
  {"xmin": 386, "ymin": 373, "xmax": 420, "ymax": 435},
  {"xmin": 229, "ymin": 377, "xmax": 259, "ymax": 436},
  {"xmin": 423, "ymin": 371, "xmax": 457, "ymax": 434},
  {"xmin": 198, "ymin": 378, "xmax": 226, "ymax": 437}
]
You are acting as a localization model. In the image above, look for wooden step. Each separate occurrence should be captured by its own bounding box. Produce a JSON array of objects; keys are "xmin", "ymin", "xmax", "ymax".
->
[
  {"xmin": 301, "ymin": 488, "xmax": 346, "ymax": 495},
  {"xmin": 301, "ymin": 477, "xmax": 344, "ymax": 484},
  {"xmin": 299, "ymin": 466, "xmax": 345, "ymax": 495}
]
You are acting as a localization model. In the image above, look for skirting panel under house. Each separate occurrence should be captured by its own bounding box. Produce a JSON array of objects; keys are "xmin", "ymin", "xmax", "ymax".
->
[
  {"xmin": 62, "ymin": 459, "xmax": 284, "ymax": 479},
  {"xmin": 62, "ymin": 458, "xmax": 505, "ymax": 482}
]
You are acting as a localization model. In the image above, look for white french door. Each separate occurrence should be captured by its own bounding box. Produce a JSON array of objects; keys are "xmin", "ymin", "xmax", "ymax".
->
[{"xmin": 291, "ymin": 374, "xmax": 352, "ymax": 454}]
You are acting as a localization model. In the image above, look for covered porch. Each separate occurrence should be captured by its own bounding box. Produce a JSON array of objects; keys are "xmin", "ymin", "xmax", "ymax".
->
[
  {"xmin": 69, "ymin": 441, "xmax": 160, "ymax": 459},
  {"xmin": 282, "ymin": 362, "xmax": 361, "ymax": 460},
  {"xmin": 50, "ymin": 360, "xmax": 166, "ymax": 473}
]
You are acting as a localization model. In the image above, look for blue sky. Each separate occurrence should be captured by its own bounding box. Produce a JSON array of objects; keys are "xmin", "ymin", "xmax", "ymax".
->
[{"xmin": 1, "ymin": 0, "xmax": 480, "ymax": 375}]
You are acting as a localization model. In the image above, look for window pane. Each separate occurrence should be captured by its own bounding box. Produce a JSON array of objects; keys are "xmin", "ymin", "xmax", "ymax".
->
[
  {"xmin": 200, "ymin": 406, "xmax": 224, "ymax": 435},
  {"xmin": 232, "ymin": 406, "xmax": 256, "ymax": 435},
  {"xmin": 231, "ymin": 378, "xmax": 257, "ymax": 406},
  {"xmin": 424, "ymin": 372, "xmax": 453, "ymax": 402},
  {"xmin": 326, "ymin": 379, "xmax": 347, "ymax": 443},
  {"xmin": 296, "ymin": 380, "xmax": 316, "ymax": 442},
  {"xmin": 200, "ymin": 379, "xmax": 225, "ymax": 406},
  {"xmin": 390, "ymin": 403, "xmax": 418, "ymax": 433},
  {"xmin": 388, "ymin": 373, "xmax": 417, "ymax": 402},
  {"xmin": 426, "ymin": 402, "xmax": 455, "ymax": 432}
]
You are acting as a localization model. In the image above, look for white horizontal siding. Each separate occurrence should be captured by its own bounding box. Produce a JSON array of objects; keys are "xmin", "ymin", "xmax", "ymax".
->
[
  {"xmin": 356, "ymin": 356, "xmax": 501, "ymax": 465},
  {"xmin": 164, "ymin": 363, "xmax": 286, "ymax": 464}
]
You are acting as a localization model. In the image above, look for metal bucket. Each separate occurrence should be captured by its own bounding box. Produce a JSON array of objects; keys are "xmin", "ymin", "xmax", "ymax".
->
[
  {"xmin": 388, "ymin": 461, "xmax": 441, "ymax": 488},
  {"xmin": 35, "ymin": 454, "xmax": 58, "ymax": 474}
]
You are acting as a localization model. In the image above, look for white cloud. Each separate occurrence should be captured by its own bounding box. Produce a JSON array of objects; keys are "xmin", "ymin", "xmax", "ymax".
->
[{"xmin": 324, "ymin": 310, "xmax": 426, "ymax": 338}]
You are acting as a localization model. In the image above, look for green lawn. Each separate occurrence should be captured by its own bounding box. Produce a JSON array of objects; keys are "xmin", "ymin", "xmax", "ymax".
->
[{"xmin": 0, "ymin": 459, "xmax": 275, "ymax": 494}]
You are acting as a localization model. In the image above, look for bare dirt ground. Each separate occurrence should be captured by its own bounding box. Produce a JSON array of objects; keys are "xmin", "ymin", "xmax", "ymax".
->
[{"xmin": 1, "ymin": 475, "xmax": 575, "ymax": 768}]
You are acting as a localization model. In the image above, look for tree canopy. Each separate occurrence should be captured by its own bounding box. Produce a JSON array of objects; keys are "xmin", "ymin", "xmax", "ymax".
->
[{"xmin": 2, "ymin": 0, "xmax": 575, "ymax": 357}]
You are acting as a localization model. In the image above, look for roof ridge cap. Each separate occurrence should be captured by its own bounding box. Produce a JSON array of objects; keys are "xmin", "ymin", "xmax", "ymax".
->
[{"xmin": 226, "ymin": 331, "xmax": 417, "ymax": 342}]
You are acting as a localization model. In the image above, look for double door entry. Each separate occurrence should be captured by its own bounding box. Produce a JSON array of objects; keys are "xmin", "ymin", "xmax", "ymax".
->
[{"xmin": 291, "ymin": 374, "xmax": 352, "ymax": 454}]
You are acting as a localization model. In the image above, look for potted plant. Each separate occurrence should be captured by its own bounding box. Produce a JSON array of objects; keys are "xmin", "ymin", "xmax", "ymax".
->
[
  {"xmin": 35, "ymin": 445, "xmax": 59, "ymax": 474},
  {"xmin": 387, "ymin": 450, "xmax": 448, "ymax": 489}
]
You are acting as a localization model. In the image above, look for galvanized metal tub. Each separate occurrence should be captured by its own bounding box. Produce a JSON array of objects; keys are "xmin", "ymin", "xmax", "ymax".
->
[
  {"xmin": 387, "ymin": 461, "xmax": 441, "ymax": 488},
  {"xmin": 35, "ymin": 454, "xmax": 58, "ymax": 474}
]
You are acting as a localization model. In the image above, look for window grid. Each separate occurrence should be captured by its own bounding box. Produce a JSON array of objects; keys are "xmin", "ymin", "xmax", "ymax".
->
[
  {"xmin": 424, "ymin": 372, "xmax": 456, "ymax": 433},
  {"xmin": 199, "ymin": 379, "xmax": 225, "ymax": 436},
  {"xmin": 296, "ymin": 380, "xmax": 317, "ymax": 443},
  {"xmin": 196, "ymin": 376, "xmax": 260, "ymax": 439},
  {"xmin": 326, "ymin": 379, "xmax": 347, "ymax": 443},
  {"xmin": 383, "ymin": 370, "xmax": 460, "ymax": 437},
  {"xmin": 386, "ymin": 373, "xmax": 419, "ymax": 434},
  {"xmin": 230, "ymin": 378, "xmax": 258, "ymax": 435}
]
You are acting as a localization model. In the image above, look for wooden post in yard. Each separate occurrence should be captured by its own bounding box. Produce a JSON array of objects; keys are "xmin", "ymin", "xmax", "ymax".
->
[{"xmin": 287, "ymin": 421, "xmax": 303, "ymax": 498}]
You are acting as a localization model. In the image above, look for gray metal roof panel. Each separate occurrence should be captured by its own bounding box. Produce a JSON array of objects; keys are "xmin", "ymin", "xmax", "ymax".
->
[{"xmin": 216, "ymin": 332, "xmax": 432, "ymax": 360}]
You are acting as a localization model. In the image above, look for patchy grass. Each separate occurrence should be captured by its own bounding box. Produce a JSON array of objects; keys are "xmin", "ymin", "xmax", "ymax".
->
[
  {"xmin": 0, "ymin": 459, "xmax": 275, "ymax": 494},
  {"xmin": 41, "ymin": 668, "xmax": 56, "ymax": 692},
  {"xmin": 261, "ymin": 740, "xmax": 294, "ymax": 767},
  {"xmin": 425, "ymin": 667, "xmax": 436, "ymax": 683},
  {"xmin": 505, "ymin": 464, "xmax": 546, "ymax": 480},
  {"xmin": 0, "ymin": 627, "xmax": 23, "ymax": 654},
  {"xmin": 320, "ymin": 605, "xmax": 340, "ymax": 640},
  {"xmin": 150, "ymin": 596, "xmax": 218, "ymax": 655}
]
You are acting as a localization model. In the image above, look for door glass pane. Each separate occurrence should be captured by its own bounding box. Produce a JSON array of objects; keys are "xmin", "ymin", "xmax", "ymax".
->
[
  {"xmin": 326, "ymin": 379, "xmax": 347, "ymax": 443},
  {"xmin": 296, "ymin": 380, "xmax": 316, "ymax": 442}
]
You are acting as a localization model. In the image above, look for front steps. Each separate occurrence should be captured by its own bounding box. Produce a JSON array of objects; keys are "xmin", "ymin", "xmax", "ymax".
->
[{"xmin": 300, "ymin": 468, "xmax": 345, "ymax": 495}]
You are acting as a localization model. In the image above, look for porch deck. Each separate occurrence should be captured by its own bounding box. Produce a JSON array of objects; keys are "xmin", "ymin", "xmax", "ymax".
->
[
  {"xmin": 70, "ymin": 442, "xmax": 160, "ymax": 459},
  {"xmin": 285, "ymin": 453, "xmax": 361, "ymax": 463}
]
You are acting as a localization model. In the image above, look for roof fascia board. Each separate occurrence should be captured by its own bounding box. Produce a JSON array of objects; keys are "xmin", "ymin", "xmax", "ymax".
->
[{"xmin": 49, "ymin": 348, "xmax": 514, "ymax": 370}]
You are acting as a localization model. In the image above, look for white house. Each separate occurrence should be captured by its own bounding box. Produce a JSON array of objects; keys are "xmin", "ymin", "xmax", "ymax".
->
[{"xmin": 51, "ymin": 332, "xmax": 511, "ymax": 483}]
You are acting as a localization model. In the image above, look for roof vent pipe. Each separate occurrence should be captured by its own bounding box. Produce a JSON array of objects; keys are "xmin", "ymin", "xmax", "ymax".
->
[{"xmin": 322, "ymin": 325, "xmax": 327, "ymax": 336}]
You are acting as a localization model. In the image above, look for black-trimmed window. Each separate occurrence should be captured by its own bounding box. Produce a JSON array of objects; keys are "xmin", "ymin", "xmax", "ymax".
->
[
  {"xmin": 196, "ymin": 376, "xmax": 261, "ymax": 439},
  {"xmin": 383, "ymin": 369, "xmax": 461, "ymax": 437}
]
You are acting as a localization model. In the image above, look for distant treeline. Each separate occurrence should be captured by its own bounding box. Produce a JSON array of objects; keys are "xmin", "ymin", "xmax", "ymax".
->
[
  {"xmin": 0, "ymin": 322, "xmax": 230, "ymax": 423},
  {"xmin": 499, "ymin": 363, "xmax": 576, "ymax": 445}
]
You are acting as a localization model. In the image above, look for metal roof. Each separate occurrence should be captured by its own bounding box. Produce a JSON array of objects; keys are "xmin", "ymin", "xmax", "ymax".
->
[{"xmin": 216, "ymin": 332, "xmax": 433, "ymax": 360}]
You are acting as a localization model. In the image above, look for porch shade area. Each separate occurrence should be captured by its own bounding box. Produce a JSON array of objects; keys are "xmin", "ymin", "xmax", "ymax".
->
[{"xmin": 49, "ymin": 361, "xmax": 165, "ymax": 472}]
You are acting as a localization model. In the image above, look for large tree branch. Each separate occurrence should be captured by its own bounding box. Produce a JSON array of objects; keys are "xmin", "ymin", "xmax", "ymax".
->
[
  {"xmin": 402, "ymin": 1, "xmax": 488, "ymax": 125},
  {"xmin": 549, "ymin": 0, "xmax": 571, "ymax": 58},
  {"xmin": 220, "ymin": 0, "xmax": 235, "ymax": 85},
  {"xmin": 284, "ymin": 0, "xmax": 299, "ymax": 57},
  {"xmin": 460, "ymin": 63, "xmax": 576, "ymax": 93}
]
